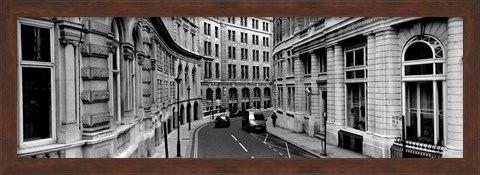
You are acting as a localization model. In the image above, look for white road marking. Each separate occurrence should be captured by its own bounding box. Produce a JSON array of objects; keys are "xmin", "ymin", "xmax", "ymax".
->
[
  {"xmin": 239, "ymin": 142, "xmax": 248, "ymax": 152},
  {"xmin": 285, "ymin": 142, "xmax": 291, "ymax": 158},
  {"xmin": 231, "ymin": 135, "xmax": 237, "ymax": 141},
  {"xmin": 263, "ymin": 134, "xmax": 269, "ymax": 143},
  {"xmin": 251, "ymin": 156, "xmax": 255, "ymax": 158},
  {"xmin": 268, "ymin": 145, "xmax": 272, "ymax": 148},
  {"xmin": 279, "ymin": 152, "xmax": 284, "ymax": 156},
  {"xmin": 273, "ymin": 148, "xmax": 277, "ymax": 152}
]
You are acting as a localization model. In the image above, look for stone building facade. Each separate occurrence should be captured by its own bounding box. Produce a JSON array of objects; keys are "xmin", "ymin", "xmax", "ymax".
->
[
  {"xmin": 17, "ymin": 17, "xmax": 203, "ymax": 158},
  {"xmin": 199, "ymin": 17, "xmax": 273, "ymax": 114},
  {"xmin": 272, "ymin": 17, "xmax": 463, "ymax": 158}
]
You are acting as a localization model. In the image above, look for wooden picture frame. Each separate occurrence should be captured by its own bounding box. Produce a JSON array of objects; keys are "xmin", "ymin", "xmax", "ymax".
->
[{"xmin": 1, "ymin": 0, "xmax": 478, "ymax": 174}]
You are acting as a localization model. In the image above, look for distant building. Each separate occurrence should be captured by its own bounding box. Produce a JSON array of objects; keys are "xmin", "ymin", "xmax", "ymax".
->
[
  {"xmin": 17, "ymin": 17, "xmax": 203, "ymax": 158},
  {"xmin": 272, "ymin": 17, "xmax": 463, "ymax": 158},
  {"xmin": 198, "ymin": 17, "xmax": 273, "ymax": 115}
]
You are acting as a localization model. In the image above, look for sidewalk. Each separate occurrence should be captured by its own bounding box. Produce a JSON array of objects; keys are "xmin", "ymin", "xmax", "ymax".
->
[
  {"xmin": 151, "ymin": 116, "xmax": 213, "ymax": 158},
  {"xmin": 265, "ymin": 118, "xmax": 371, "ymax": 158}
]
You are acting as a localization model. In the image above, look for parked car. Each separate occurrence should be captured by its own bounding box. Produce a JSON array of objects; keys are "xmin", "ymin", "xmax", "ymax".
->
[
  {"xmin": 241, "ymin": 110, "xmax": 267, "ymax": 132},
  {"xmin": 214, "ymin": 108, "xmax": 230, "ymax": 128}
]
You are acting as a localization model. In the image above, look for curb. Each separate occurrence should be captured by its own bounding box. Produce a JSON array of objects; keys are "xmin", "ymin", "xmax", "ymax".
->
[
  {"xmin": 185, "ymin": 119, "xmax": 212, "ymax": 158},
  {"xmin": 266, "ymin": 129, "xmax": 323, "ymax": 158}
]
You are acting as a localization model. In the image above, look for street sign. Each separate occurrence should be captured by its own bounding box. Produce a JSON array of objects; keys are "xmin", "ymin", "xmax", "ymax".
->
[{"xmin": 392, "ymin": 115, "xmax": 403, "ymax": 129}]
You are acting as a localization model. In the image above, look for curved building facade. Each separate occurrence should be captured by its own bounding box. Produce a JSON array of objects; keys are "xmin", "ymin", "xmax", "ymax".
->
[
  {"xmin": 272, "ymin": 17, "xmax": 463, "ymax": 158},
  {"xmin": 16, "ymin": 17, "xmax": 203, "ymax": 158},
  {"xmin": 199, "ymin": 17, "xmax": 273, "ymax": 115}
]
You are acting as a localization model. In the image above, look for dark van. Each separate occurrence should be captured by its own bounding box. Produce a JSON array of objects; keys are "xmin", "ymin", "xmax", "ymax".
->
[{"xmin": 241, "ymin": 110, "xmax": 267, "ymax": 132}]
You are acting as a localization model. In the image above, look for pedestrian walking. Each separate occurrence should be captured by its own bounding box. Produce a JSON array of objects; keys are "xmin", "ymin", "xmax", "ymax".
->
[{"xmin": 271, "ymin": 113, "xmax": 278, "ymax": 127}]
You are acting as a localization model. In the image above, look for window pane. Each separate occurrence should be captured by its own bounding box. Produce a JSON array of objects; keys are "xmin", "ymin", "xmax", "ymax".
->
[
  {"xmin": 347, "ymin": 83, "xmax": 365, "ymax": 131},
  {"xmin": 406, "ymin": 82, "xmax": 418, "ymax": 141},
  {"xmin": 405, "ymin": 42, "xmax": 433, "ymax": 61},
  {"xmin": 435, "ymin": 63, "xmax": 443, "ymax": 74},
  {"xmin": 354, "ymin": 49, "xmax": 364, "ymax": 66},
  {"xmin": 405, "ymin": 64, "xmax": 433, "ymax": 75},
  {"xmin": 437, "ymin": 82, "xmax": 444, "ymax": 146},
  {"xmin": 346, "ymin": 71, "xmax": 354, "ymax": 79},
  {"xmin": 355, "ymin": 70, "xmax": 365, "ymax": 78},
  {"xmin": 21, "ymin": 25, "xmax": 51, "ymax": 62},
  {"xmin": 346, "ymin": 51, "xmax": 354, "ymax": 67},
  {"xmin": 22, "ymin": 67, "xmax": 52, "ymax": 141}
]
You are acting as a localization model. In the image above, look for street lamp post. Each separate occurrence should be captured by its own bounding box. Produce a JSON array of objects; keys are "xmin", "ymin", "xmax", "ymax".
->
[
  {"xmin": 174, "ymin": 76, "xmax": 182, "ymax": 157},
  {"xmin": 187, "ymin": 86, "xmax": 191, "ymax": 131},
  {"xmin": 163, "ymin": 116, "xmax": 168, "ymax": 158}
]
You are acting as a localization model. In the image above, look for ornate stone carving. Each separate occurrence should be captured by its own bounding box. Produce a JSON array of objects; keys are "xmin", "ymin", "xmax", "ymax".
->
[
  {"xmin": 116, "ymin": 130, "xmax": 131, "ymax": 155},
  {"xmin": 92, "ymin": 90, "xmax": 110, "ymax": 101},
  {"xmin": 82, "ymin": 112, "xmax": 110, "ymax": 127},
  {"xmin": 142, "ymin": 60, "xmax": 151, "ymax": 70},
  {"xmin": 59, "ymin": 38, "xmax": 80, "ymax": 47},
  {"xmin": 80, "ymin": 44, "xmax": 109, "ymax": 58},
  {"xmin": 150, "ymin": 59, "xmax": 157, "ymax": 70},
  {"xmin": 81, "ymin": 91, "xmax": 91, "ymax": 102},
  {"xmin": 142, "ymin": 36, "xmax": 152, "ymax": 45},
  {"xmin": 81, "ymin": 67, "xmax": 90, "ymax": 78},
  {"xmin": 122, "ymin": 44, "xmax": 135, "ymax": 60},
  {"xmin": 81, "ymin": 67, "xmax": 109, "ymax": 80},
  {"xmin": 333, "ymin": 17, "xmax": 386, "ymax": 38},
  {"xmin": 81, "ymin": 90, "xmax": 110, "ymax": 103},
  {"xmin": 84, "ymin": 20, "xmax": 110, "ymax": 35},
  {"xmin": 96, "ymin": 145, "xmax": 111, "ymax": 158},
  {"xmin": 143, "ymin": 88, "xmax": 152, "ymax": 96}
]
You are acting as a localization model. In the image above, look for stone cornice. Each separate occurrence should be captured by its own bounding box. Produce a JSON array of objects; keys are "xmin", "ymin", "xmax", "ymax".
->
[{"xmin": 58, "ymin": 20, "xmax": 84, "ymax": 47}]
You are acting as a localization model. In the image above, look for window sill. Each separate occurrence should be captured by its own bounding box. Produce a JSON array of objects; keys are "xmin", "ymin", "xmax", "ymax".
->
[
  {"xmin": 285, "ymin": 76, "xmax": 294, "ymax": 79},
  {"xmin": 304, "ymin": 74, "xmax": 312, "ymax": 78}
]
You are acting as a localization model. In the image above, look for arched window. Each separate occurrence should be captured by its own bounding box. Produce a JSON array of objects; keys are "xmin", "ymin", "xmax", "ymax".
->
[
  {"xmin": 229, "ymin": 88, "xmax": 237, "ymax": 99},
  {"xmin": 206, "ymin": 88, "xmax": 213, "ymax": 100},
  {"xmin": 402, "ymin": 35, "xmax": 445, "ymax": 146},
  {"xmin": 192, "ymin": 67, "xmax": 196, "ymax": 89},
  {"xmin": 242, "ymin": 88, "xmax": 250, "ymax": 98},
  {"xmin": 264, "ymin": 88, "xmax": 271, "ymax": 97},
  {"xmin": 185, "ymin": 66, "xmax": 189, "ymax": 88},
  {"xmin": 253, "ymin": 88, "xmax": 261, "ymax": 98},
  {"xmin": 216, "ymin": 88, "xmax": 221, "ymax": 99}
]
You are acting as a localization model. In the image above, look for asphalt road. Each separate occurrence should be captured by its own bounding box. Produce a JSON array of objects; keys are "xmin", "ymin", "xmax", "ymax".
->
[{"xmin": 192, "ymin": 117, "xmax": 318, "ymax": 158}]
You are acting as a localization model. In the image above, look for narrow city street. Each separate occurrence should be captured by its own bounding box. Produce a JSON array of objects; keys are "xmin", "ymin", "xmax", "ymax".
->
[{"xmin": 191, "ymin": 117, "xmax": 318, "ymax": 158}]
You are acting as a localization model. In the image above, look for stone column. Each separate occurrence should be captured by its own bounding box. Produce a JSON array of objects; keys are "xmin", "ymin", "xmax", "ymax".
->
[
  {"xmin": 444, "ymin": 17, "xmax": 463, "ymax": 158},
  {"xmin": 366, "ymin": 33, "xmax": 376, "ymax": 134},
  {"xmin": 333, "ymin": 44, "xmax": 345, "ymax": 126},
  {"xmin": 372, "ymin": 27, "xmax": 401, "ymax": 137},
  {"xmin": 309, "ymin": 51, "xmax": 320, "ymax": 136},
  {"xmin": 57, "ymin": 20, "xmax": 84, "ymax": 144},
  {"xmin": 383, "ymin": 28, "xmax": 402, "ymax": 137},
  {"xmin": 293, "ymin": 55, "xmax": 304, "ymax": 114},
  {"xmin": 326, "ymin": 46, "xmax": 335, "ymax": 124}
]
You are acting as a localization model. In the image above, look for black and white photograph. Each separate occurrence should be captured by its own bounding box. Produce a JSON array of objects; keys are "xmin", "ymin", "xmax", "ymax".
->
[{"xmin": 16, "ymin": 16, "xmax": 463, "ymax": 159}]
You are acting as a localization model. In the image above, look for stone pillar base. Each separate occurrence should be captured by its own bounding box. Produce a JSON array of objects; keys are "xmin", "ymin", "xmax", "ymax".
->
[
  {"xmin": 362, "ymin": 133, "xmax": 396, "ymax": 158},
  {"xmin": 442, "ymin": 147, "xmax": 463, "ymax": 158},
  {"xmin": 326, "ymin": 123, "xmax": 341, "ymax": 145}
]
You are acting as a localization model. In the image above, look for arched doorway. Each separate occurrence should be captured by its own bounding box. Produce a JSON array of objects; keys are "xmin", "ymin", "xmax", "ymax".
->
[
  {"xmin": 253, "ymin": 87, "xmax": 261, "ymax": 109},
  {"xmin": 228, "ymin": 88, "xmax": 238, "ymax": 111},
  {"xmin": 180, "ymin": 104, "xmax": 185, "ymax": 125},
  {"xmin": 241, "ymin": 87, "xmax": 250, "ymax": 110},
  {"xmin": 187, "ymin": 103, "xmax": 192, "ymax": 123},
  {"xmin": 172, "ymin": 107, "xmax": 176, "ymax": 128},
  {"xmin": 194, "ymin": 102, "xmax": 199, "ymax": 120}
]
